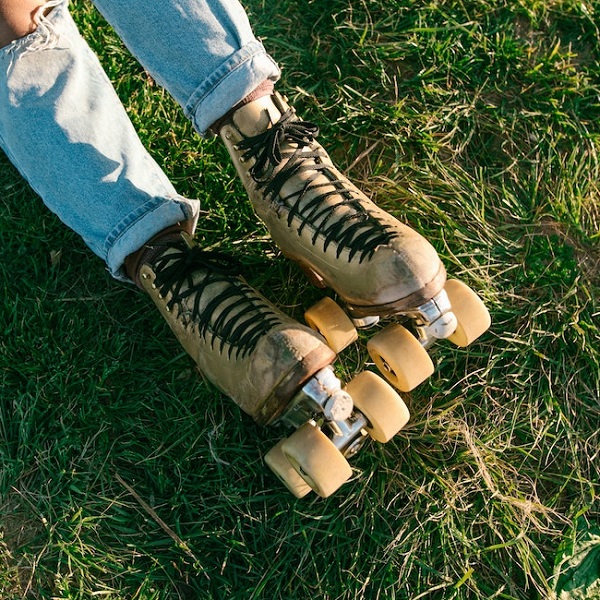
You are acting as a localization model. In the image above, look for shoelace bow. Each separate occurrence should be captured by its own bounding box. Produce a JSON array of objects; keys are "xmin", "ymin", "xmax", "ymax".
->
[
  {"xmin": 152, "ymin": 243, "xmax": 282, "ymax": 359},
  {"xmin": 236, "ymin": 109, "xmax": 397, "ymax": 263}
]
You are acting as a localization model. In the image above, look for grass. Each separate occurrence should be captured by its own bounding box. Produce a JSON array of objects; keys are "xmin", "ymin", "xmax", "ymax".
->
[{"xmin": 1, "ymin": 0, "xmax": 599, "ymax": 597}]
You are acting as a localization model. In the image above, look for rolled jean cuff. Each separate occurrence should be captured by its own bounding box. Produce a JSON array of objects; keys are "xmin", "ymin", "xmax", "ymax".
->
[
  {"xmin": 105, "ymin": 194, "xmax": 200, "ymax": 281},
  {"xmin": 185, "ymin": 40, "xmax": 280, "ymax": 136}
]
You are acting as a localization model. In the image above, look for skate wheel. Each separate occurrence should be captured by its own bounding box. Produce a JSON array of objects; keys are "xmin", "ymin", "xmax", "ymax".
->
[
  {"xmin": 445, "ymin": 280, "xmax": 491, "ymax": 347},
  {"xmin": 345, "ymin": 371, "xmax": 410, "ymax": 443},
  {"xmin": 265, "ymin": 440, "xmax": 312, "ymax": 498},
  {"xmin": 281, "ymin": 422, "xmax": 353, "ymax": 498},
  {"xmin": 304, "ymin": 297, "xmax": 358, "ymax": 354},
  {"xmin": 367, "ymin": 323, "xmax": 434, "ymax": 392}
]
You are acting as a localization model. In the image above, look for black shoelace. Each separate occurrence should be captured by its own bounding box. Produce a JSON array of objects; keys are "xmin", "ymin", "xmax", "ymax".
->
[
  {"xmin": 152, "ymin": 243, "xmax": 283, "ymax": 360},
  {"xmin": 236, "ymin": 109, "xmax": 398, "ymax": 263}
]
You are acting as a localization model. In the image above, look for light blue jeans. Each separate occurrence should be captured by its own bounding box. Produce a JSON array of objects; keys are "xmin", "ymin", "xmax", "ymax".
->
[{"xmin": 0, "ymin": 0, "xmax": 280, "ymax": 279}]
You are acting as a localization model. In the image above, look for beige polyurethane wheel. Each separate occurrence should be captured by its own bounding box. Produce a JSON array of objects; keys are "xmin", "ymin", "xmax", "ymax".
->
[
  {"xmin": 345, "ymin": 371, "xmax": 410, "ymax": 443},
  {"xmin": 445, "ymin": 280, "xmax": 491, "ymax": 347},
  {"xmin": 281, "ymin": 422, "xmax": 353, "ymax": 498},
  {"xmin": 304, "ymin": 297, "xmax": 358, "ymax": 354},
  {"xmin": 265, "ymin": 440, "xmax": 312, "ymax": 498},
  {"xmin": 367, "ymin": 323, "xmax": 434, "ymax": 392}
]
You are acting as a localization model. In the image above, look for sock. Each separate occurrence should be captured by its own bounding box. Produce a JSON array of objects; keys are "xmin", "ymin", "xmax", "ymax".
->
[
  {"xmin": 209, "ymin": 79, "xmax": 275, "ymax": 134},
  {"xmin": 125, "ymin": 223, "xmax": 191, "ymax": 288}
]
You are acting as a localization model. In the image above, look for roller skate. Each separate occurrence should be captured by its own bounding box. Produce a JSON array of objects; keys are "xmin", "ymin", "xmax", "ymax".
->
[
  {"xmin": 216, "ymin": 93, "xmax": 491, "ymax": 392},
  {"xmin": 135, "ymin": 232, "xmax": 410, "ymax": 498}
]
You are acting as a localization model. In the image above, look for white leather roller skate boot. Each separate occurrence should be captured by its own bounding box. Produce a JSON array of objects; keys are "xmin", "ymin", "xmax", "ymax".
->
[
  {"xmin": 135, "ymin": 232, "xmax": 410, "ymax": 497},
  {"xmin": 216, "ymin": 93, "xmax": 491, "ymax": 392}
]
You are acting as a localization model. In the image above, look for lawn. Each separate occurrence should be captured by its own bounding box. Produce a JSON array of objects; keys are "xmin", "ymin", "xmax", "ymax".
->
[{"xmin": 1, "ymin": 0, "xmax": 598, "ymax": 598}]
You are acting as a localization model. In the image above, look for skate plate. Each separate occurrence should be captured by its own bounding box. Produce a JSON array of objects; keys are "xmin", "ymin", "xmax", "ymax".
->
[
  {"xmin": 304, "ymin": 279, "xmax": 491, "ymax": 392},
  {"xmin": 265, "ymin": 368, "xmax": 409, "ymax": 498}
]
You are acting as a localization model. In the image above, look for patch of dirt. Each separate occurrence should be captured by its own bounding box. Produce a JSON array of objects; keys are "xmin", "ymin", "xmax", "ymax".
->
[
  {"xmin": 539, "ymin": 217, "xmax": 600, "ymax": 285},
  {"xmin": 0, "ymin": 493, "xmax": 47, "ymax": 598}
]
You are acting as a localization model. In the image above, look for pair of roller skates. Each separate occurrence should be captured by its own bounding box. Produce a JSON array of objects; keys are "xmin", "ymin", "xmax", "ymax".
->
[{"xmin": 137, "ymin": 92, "xmax": 491, "ymax": 498}]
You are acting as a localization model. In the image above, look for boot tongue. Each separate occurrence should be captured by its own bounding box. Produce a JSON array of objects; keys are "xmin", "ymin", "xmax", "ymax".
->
[{"xmin": 232, "ymin": 96, "xmax": 283, "ymax": 137}]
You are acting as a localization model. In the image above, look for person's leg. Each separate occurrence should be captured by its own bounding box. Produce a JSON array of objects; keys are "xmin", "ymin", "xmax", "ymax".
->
[
  {"xmin": 0, "ymin": 0, "xmax": 199, "ymax": 280},
  {"xmin": 84, "ymin": 1, "xmax": 441, "ymax": 303},
  {"xmin": 90, "ymin": 0, "xmax": 280, "ymax": 137},
  {"xmin": 0, "ymin": 1, "xmax": 378, "ymax": 498}
]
